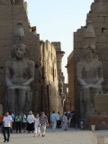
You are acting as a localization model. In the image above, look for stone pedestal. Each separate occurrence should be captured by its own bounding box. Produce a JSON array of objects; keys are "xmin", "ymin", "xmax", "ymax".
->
[
  {"xmin": 94, "ymin": 94, "xmax": 108, "ymax": 114},
  {"xmin": 85, "ymin": 115, "xmax": 108, "ymax": 129},
  {"xmin": 85, "ymin": 94, "xmax": 108, "ymax": 129}
]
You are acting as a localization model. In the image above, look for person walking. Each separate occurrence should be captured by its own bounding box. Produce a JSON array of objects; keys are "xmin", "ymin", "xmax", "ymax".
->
[
  {"xmin": 3, "ymin": 112, "xmax": 12, "ymax": 142},
  {"xmin": 0, "ymin": 113, "xmax": 4, "ymax": 127},
  {"xmin": 33, "ymin": 113, "xmax": 41, "ymax": 137},
  {"xmin": 62, "ymin": 113, "xmax": 69, "ymax": 131},
  {"xmin": 50, "ymin": 111, "xmax": 57, "ymax": 131},
  {"xmin": 10, "ymin": 113, "xmax": 15, "ymax": 133},
  {"xmin": 26, "ymin": 111, "xmax": 34, "ymax": 133},
  {"xmin": 15, "ymin": 113, "xmax": 22, "ymax": 133},
  {"xmin": 22, "ymin": 113, "xmax": 27, "ymax": 132},
  {"xmin": 40, "ymin": 112, "xmax": 48, "ymax": 137},
  {"xmin": 56, "ymin": 112, "xmax": 61, "ymax": 128}
]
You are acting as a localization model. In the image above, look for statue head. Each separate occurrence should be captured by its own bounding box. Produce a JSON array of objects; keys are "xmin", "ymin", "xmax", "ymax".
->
[
  {"xmin": 83, "ymin": 21, "xmax": 96, "ymax": 50},
  {"xmin": 13, "ymin": 21, "xmax": 25, "ymax": 43},
  {"xmin": 82, "ymin": 47, "xmax": 95, "ymax": 60},
  {"xmin": 11, "ymin": 43, "xmax": 29, "ymax": 59}
]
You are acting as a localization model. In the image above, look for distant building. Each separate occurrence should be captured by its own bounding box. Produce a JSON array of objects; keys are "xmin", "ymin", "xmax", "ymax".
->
[{"xmin": 65, "ymin": 52, "xmax": 74, "ymax": 111}]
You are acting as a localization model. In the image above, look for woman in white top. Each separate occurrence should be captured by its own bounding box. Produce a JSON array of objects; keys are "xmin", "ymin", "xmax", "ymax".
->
[
  {"xmin": 26, "ymin": 111, "xmax": 35, "ymax": 133},
  {"xmin": 33, "ymin": 113, "xmax": 41, "ymax": 137}
]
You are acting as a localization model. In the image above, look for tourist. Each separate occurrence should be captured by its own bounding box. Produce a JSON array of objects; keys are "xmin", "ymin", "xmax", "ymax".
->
[
  {"xmin": 0, "ymin": 113, "xmax": 4, "ymax": 127},
  {"xmin": 15, "ymin": 113, "xmax": 22, "ymax": 133},
  {"xmin": 33, "ymin": 113, "xmax": 41, "ymax": 137},
  {"xmin": 40, "ymin": 112, "xmax": 48, "ymax": 137},
  {"xmin": 3, "ymin": 112, "xmax": 12, "ymax": 142},
  {"xmin": 65, "ymin": 111, "xmax": 73, "ymax": 127},
  {"xmin": 9, "ymin": 113, "xmax": 15, "ymax": 133},
  {"xmin": 62, "ymin": 113, "xmax": 69, "ymax": 131},
  {"xmin": 70, "ymin": 111, "xmax": 76, "ymax": 127},
  {"xmin": 26, "ymin": 111, "xmax": 34, "ymax": 133},
  {"xmin": 22, "ymin": 113, "xmax": 27, "ymax": 132},
  {"xmin": 0, "ymin": 113, "xmax": 4, "ymax": 133},
  {"xmin": 50, "ymin": 111, "xmax": 57, "ymax": 131},
  {"xmin": 56, "ymin": 112, "xmax": 62, "ymax": 128}
]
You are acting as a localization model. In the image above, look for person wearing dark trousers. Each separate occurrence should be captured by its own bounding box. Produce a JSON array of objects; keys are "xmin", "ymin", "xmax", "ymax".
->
[
  {"xmin": 3, "ymin": 112, "xmax": 12, "ymax": 142},
  {"xmin": 15, "ymin": 114, "xmax": 22, "ymax": 133}
]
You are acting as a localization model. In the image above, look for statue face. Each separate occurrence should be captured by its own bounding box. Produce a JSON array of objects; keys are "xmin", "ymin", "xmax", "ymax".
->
[
  {"xmin": 84, "ymin": 49, "xmax": 93, "ymax": 59},
  {"xmin": 86, "ymin": 50, "xmax": 92, "ymax": 57},
  {"xmin": 15, "ymin": 45, "xmax": 26, "ymax": 59}
]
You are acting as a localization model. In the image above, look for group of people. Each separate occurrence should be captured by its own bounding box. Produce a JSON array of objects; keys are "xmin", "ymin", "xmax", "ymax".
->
[
  {"xmin": 0, "ymin": 111, "xmax": 49, "ymax": 142},
  {"xmin": 50, "ymin": 111, "xmax": 75, "ymax": 131},
  {"xmin": 0, "ymin": 110, "xmax": 75, "ymax": 142}
]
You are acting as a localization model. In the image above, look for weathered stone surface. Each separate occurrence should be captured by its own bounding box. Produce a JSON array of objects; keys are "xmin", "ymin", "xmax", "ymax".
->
[
  {"xmin": 65, "ymin": 52, "xmax": 74, "ymax": 111},
  {"xmin": 0, "ymin": 1, "xmax": 64, "ymax": 116},
  {"xmin": 0, "ymin": 104, "xmax": 3, "ymax": 115},
  {"xmin": 75, "ymin": 22, "xmax": 104, "ymax": 118},
  {"xmin": 97, "ymin": 136, "xmax": 104, "ymax": 144},
  {"xmin": 67, "ymin": 0, "xmax": 108, "ymax": 119},
  {"xmin": 86, "ymin": 115, "xmax": 108, "ymax": 129},
  {"xmin": 94, "ymin": 94, "xmax": 108, "ymax": 114}
]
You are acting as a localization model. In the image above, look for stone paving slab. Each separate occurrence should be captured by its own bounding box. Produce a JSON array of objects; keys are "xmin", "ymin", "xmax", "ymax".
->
[
  {"xmin": 0, "ymin": 128, "xmax": 107, "ymax": 144},
  {"xmin": 95, "ymin": 130, "xmax": 108, "ymax": 144}
]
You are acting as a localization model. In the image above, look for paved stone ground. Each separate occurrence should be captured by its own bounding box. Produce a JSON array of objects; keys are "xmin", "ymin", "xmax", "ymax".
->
[
  {"xmin": 96, "ymin": 130, "xmax": 108, "ymax": 144},
  {"xmin": 0, "ymin": 128, "xmax": 108, "ymax": 144}
]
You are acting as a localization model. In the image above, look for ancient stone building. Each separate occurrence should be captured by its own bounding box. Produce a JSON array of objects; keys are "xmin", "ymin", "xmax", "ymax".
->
[
  {"xmin": 65, "ymin": 52, "xmax": 74, "ymax": 111},
  {"xmin": 39, "ymin": 40, "xmax": 63, "ymax": 116},
  {"xmin": 51, "ymin": 42, "xmax": 67, "ymax": 107},
  {"xmin": 67, "ymin": 0, "xmax": 108, "ymax": 128},
  {"xmin": 0, "ymin": 0, "xmax": 63, "ymax": 115}
]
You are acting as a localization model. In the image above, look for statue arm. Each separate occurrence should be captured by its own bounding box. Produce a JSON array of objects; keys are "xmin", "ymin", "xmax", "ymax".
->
[
  {"xmin": 5, "ymin": 61, "xmax": 13, "ymax": 87},
  {"xmin": 76, "ymin": 62, "xmax": 87, "ymax": 86},
  {"xmin": 22, "ymin": 60, "xmax": 35, "ymax": 86}
]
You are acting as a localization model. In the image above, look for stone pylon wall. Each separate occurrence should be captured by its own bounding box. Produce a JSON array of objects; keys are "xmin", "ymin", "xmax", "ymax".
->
[{"xmin": 74, "ymin": 0, "xmax": 108, "ymax": 114}]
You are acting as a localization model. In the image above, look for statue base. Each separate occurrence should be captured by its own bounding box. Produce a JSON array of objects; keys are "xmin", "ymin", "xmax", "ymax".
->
[{"xmin": 85, "ymin": 115, "xmax": 108, "ymax": 129}]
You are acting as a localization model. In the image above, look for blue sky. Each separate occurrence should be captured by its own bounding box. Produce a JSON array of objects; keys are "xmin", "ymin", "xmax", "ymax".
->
[{"xmin": 25, "ymin": 0, "xmax": 94, "ymax": 82}]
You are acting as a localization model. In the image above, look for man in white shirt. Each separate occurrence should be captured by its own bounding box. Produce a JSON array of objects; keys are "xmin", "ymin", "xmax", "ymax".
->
[{"xmin": 3, "ymin": 112, "xmax": 12, "ymax": 142}]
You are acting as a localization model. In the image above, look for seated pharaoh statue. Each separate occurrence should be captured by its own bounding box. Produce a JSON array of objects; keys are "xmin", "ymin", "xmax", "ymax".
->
[
  {"xmin": 76, "ymin": 47, "xmax": 103, "ymax": 117},
  {"xmin": 5, "ymin": 43, "xmax": 35, "ymax": 114},
  {"xmin": 76, "ymin": 21, "xmax": 104, "ymax": 118}
]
